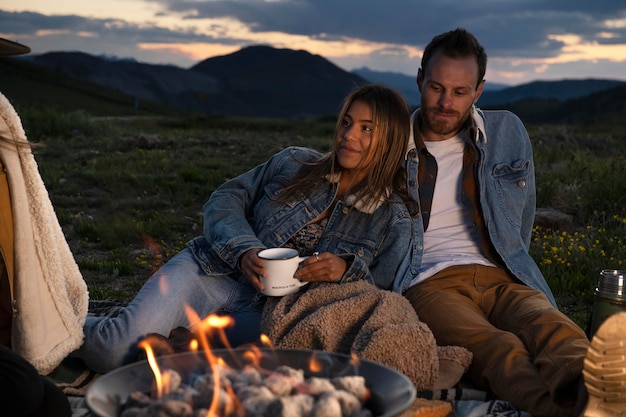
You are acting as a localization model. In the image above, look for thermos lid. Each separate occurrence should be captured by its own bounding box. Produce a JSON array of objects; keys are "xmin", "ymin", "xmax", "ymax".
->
[{"xmin": 598, "ymin": 269, "xmax": 625, "ymax": 297}]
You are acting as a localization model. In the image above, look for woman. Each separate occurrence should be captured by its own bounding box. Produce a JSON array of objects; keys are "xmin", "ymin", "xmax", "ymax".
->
[{"xmin": 74, "ymin": 84, "xmax": 414, "ymax": 373}]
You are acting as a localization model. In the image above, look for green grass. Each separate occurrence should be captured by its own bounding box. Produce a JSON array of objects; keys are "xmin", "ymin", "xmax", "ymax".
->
[
  {"xmin": 24, "ymin": 112, "xmax": 626, "ymax": 330},
  {"xmin": 26, "ymin": 113, "xmax": 334, "ymax": 302},
  {"xmin": 527, "ymin": 124, "xmax": 626, "ymax": 327}
]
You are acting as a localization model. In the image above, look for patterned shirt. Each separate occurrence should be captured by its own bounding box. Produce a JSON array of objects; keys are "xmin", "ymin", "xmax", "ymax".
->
[{"xmin": 283, "ymin": 217, "xmax": 329, "ymax": 256}]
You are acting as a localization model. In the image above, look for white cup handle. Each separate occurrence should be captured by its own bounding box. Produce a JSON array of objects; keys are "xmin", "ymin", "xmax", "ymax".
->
[{"xmin": 296, "ymin": 256, "xmax": 310, "ymax": 287}]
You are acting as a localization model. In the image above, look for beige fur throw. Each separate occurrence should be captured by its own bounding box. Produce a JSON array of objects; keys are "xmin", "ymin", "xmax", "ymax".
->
[
  {"xmin": 261, "ymin": 280, "xmax": 472, "ymax": 391},
  {"xmin": 0, "ymin": 92, "xmax": 89, "ymax": 374}
]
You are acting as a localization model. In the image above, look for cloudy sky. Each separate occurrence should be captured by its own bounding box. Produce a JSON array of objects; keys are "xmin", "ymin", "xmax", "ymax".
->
[{"xmin": 2, "ymin": 0, "xmax": 626, "ymax": 86}]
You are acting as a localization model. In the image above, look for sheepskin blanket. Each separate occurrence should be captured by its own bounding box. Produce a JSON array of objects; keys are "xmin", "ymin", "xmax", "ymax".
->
[
  {"xmin": 261, "ymin": 280, "xmax": 472, "ymax": 391},
  {"xmin": 0, "ymin": 92, "xmax": 89, "ymax": 374}
]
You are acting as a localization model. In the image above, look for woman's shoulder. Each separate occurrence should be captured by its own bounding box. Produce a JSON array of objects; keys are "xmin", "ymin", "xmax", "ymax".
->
[
  {"xmin": 282, "ymin": 146, "xmax": 323, "ymax": 157},
  {"xmin": 272, "ymin": 146, "xmax": 325, "ymax": 163}
]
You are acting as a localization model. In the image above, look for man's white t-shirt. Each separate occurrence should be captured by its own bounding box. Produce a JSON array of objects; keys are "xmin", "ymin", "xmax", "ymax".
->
[{"xmin": 410, "ymin": 133, "xmax": 495, "ymax": 287}]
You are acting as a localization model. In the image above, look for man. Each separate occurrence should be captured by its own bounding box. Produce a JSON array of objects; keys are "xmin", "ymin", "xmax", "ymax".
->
[{"xmin": 403, "ymin": 28, "xmax": 626, "ymax": 417}]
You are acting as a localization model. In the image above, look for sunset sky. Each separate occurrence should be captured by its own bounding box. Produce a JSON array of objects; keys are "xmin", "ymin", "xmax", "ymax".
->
[{"xmin": 2, "ymin": 0, "xmax": 626, "ymax": 86}]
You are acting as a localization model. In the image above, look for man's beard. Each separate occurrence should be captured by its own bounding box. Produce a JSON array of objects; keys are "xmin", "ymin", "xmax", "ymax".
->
[{"xmin": 422, "ymin": 106, "xmax": 469, "ymax": 137}]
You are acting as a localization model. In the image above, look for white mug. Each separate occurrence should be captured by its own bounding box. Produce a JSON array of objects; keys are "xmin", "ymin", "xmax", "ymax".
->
[{"xmin": 258, "ymin": 248, "xmax": 309, "ymax": 296}]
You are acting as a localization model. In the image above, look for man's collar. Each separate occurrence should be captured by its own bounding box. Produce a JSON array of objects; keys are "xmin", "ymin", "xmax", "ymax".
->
[{"xmin": 471, "ymin": 106, "xmax": 487, "ymax": 143}]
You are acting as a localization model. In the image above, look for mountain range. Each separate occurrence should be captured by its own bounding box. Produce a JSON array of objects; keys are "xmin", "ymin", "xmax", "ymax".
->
[{"xmin": 3, "ymin": 44, "xmax": 625, "ymax": 123}]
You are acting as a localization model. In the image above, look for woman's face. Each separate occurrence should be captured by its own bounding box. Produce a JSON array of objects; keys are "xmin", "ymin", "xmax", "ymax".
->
[{"xmin": 336, "ymin": 99, "xmax": 374, "ymax": 177}]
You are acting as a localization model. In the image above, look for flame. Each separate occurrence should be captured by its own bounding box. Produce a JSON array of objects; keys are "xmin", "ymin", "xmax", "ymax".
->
[
  {"xmin": 137, "ymin": 309, "xmax": 370, "ymax": 416},
  {"xmin": 137, "ymin": 339, "xmax": 166, "ymax": 398},
  {"xmin": 138, "ymin": 308, "xmax": 237, "ymax": 413},
  {"xmin": 185, "ymin": 306, "xmax": 235, "ymax": 351},
  {"xmin": 259, "ymin": 333, "xmax": 273, "ymax": 347},
  {"xmin": 186, "ymin": 309, "xmax": 238, "ymax": 417},
  {"xmin": 242, "ymin": 345, "xmax": 264, "ymax": 369},
  {"xmin": 223, "ymin": 384, "xmax": 242, "ymax": 417},
  {"xmin": 308, "ymin": 351, "xmax": 324, "ymax": 373}
]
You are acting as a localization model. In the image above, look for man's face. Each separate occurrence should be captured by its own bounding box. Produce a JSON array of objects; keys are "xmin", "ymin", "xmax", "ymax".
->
[{"xmin": 417, "ymin": 51, "xmax": 485, "ymax": 141}]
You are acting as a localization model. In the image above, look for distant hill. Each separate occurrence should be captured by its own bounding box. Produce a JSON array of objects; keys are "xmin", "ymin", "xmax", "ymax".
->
[
  {"xmin": 478, "ymin": 79, "xmax": 626, "ymax": 107},
  {"xmin": 557, "ymin": 83, "xmax": 626, "ymax": 125},
  {"xmin": 356, "ymin": 67, "xmax": 625, "ymax": 125},
  {"xmin": 0, "ymin": 56, "xmax": 174, "ymax": 116},
  {"xmin": 354, "ymin": 67, "xmax": 624, "ymax": 108},
  {"xmin": 26, "ymin": 46, "xmax": 367, "ymax": 118},
  {"xmin": 3, "ymin": 45, "xmax": 626, "ymax": 122},
  {"xmin": 188, "ymin": 45, "xmax": 367, "ymax": 117},
  {"xmin": 26, "ymin": 51, "xmax": 219, "ymax": 113},
  {"xmin": 502, "ymin": 83, "xmax": 626, "ymax": 125},
  {"xmin": 351, "ymin": 67, "xmax": 421, "ymax": 107}
]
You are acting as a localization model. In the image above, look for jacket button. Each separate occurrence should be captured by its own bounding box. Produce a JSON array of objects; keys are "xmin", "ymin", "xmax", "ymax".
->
[
  {"xmin": 518, "ymin": 180, "xmax": 526, "ymax": 188},
  {"xmin": 342, "ymin": 207, "xmax": 349, "ymax": 214}
]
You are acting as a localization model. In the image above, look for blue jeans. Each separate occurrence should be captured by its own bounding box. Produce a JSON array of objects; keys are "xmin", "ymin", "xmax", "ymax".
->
[{"xmin": 74, "ymin": 248, "xmax": 264, "ymax": 373}]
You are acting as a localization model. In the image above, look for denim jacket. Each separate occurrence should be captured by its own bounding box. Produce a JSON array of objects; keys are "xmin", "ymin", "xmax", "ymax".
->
[
  {"xmin": 406, "ymin": 107, "xmax": 557, "ymax": 306},
  {"xmin": 188, "ymin": 146, "xmax": 414, "ymax": 293}
]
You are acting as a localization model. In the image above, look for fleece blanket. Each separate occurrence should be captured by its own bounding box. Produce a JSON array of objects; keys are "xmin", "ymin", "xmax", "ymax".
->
[
  {"xmin": 0, "ymin": 92, "xmax": 88, "ymax": 375},
  {"xmin": 261, "ymin": 280, "xmax": 472, "ymax": 391}
]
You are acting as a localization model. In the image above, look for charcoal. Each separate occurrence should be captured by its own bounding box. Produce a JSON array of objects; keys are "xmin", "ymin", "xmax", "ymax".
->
[
  {"xmin": 237, "ymin": 385, "xmax": 274, "ymax": 402},
  {"xmin": 161, "ymin": 399, "xmax": 192, "ymax": 417},
  {"xmin": 120, "ymin": 362, "xmax": 371, "ymax": 417},
  {"xmin": 301, "ymin": 376, "xmax": 335, "ymax": 395},
  {"xmin": 327, "ymin": 390, "xmax": 361, "ymax": 416},
  {"xmin": 240, "ymin": 391, "xmax": 274, "ymax": 417},
  {"xmin": 229, "ymin": 366, "xmax": 263, "ymax": 390},
  {"xmin": 272, "ymin": 365, "xmax": 305, "ymax": 383},
  {"xmin": 264, "ymin": 373, "xmax": 294, "ymax": 396},
  {"xmin": 311, "ymin": 394, "xmax": 342, "ymax": 417},
  {"xmin": 161, "ymin": 369, "xmax": 183, "ymax": 392},
  {"xmin": 145, "ymin": 402, "xmax": 172, "ymax": 417},
  {"xmin": 263, "ymin": 394, "xmax": 314, "ymax": 417},
  {"xmin": 331, "ymin": 375, "xmax": 368, "ymax": 401}
]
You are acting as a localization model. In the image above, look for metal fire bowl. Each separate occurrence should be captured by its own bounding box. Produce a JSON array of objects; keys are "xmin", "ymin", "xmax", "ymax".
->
[{"xmin": 86, "ymin": 348, "xmax": 416, "ymax": 417}]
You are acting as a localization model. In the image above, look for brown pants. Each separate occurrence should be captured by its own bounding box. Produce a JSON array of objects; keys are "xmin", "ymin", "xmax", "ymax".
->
[{"xmin": 404, "ymin": 264, "xmax": 589, "ymax": 417}]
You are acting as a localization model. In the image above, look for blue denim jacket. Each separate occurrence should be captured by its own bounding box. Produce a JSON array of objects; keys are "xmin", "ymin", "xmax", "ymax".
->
[
  {"xmin": 406, "ymin": 107, "xmax": 557, "ymax": 306},
  {"xmin": 188, "ymin": 146, "xmax": 414, "ymax": 293}
]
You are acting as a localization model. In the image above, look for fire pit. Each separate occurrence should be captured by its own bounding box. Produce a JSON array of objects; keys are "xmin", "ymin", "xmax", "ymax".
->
[{"xmin": 86, "ymin": 348, "xmax": 416, "ymax": 417}]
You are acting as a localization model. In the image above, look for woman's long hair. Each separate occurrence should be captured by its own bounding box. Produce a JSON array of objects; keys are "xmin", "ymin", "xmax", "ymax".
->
[{"xmin": 279, "ymin": 83, "xmax": 411, "ymax": 208}]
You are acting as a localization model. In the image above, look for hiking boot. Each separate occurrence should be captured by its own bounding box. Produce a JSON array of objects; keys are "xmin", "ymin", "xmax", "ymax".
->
[{"xmin": 582, "ymin": 311, "xmax": 626, "ymax": 416}]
